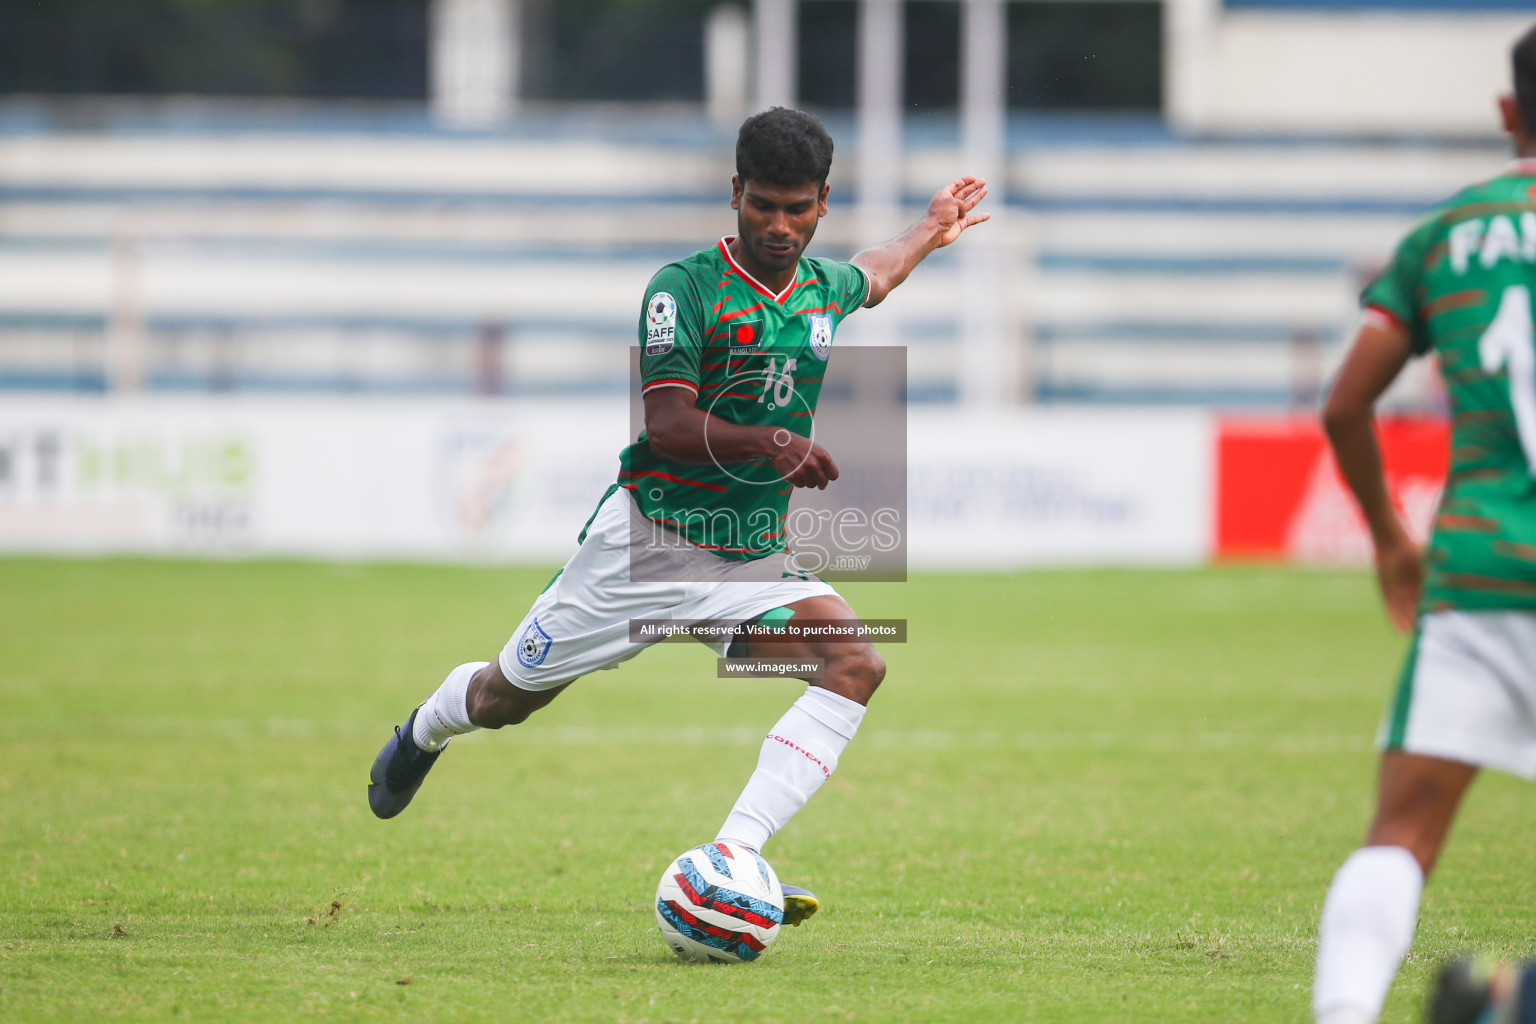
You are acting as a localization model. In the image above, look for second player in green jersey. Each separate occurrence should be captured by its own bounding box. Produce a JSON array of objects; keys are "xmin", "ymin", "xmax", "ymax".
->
[
  {"xmin": 1363, "ymin": 164, "xmax": 1536, "ymax": 612},
  {"xmin": 1312, "ymin": 23, "xmax": 1536, "ymax": 1024}
]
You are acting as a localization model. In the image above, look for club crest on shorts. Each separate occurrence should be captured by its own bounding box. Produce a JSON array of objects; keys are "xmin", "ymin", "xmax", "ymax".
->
[
  {"xmin": 516, "ymin": 619, "xmax": 553, "ymax": 668},
  {"xmin": 806, "ymin": 313, "xmax": 833, "ymax": 361},
  {"xmin": 647, "ymin": 292, "xmax": 677, "ymax": 355}
]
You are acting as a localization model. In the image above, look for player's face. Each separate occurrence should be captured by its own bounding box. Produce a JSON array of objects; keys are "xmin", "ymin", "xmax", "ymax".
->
[{"xmin": 730, "ymin": 178, "xmax": 830, "ymax": 276}]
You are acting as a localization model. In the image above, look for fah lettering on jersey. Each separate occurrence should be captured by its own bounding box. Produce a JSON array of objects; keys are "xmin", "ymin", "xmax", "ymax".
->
[{"xmin": 1448, "ymin": 212, "xmax": 1536, "ymax": 274}]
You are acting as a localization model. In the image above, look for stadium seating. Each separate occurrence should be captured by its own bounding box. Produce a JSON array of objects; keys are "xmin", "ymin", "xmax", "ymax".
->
[{"xmin": 0, "ymin": 103, "xmax": 1496, "ymax": 407}]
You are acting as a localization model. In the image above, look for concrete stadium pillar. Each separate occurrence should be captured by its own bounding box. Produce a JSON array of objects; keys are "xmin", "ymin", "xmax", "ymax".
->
[
  {"xmin": 430, "ymin": 0, "xmax": 519, "ymax": 126},
  {"xmin": 1164, "ymin": 0, "xmax": 1218, "ymax": 135},
  {"xmin": 707, "ymin": 4, "xmax": 753, "ymax": 127},
  {"xmin": 857, "ymin": 0, "xmax": 903, "ymax": 248},
  {"xmin": 959, "ymin": 0, "xmax": 1009, "ymax": 406},
  {"xmin": 754, "ymin": 0, "xmax": 797, "ymax": 111}
]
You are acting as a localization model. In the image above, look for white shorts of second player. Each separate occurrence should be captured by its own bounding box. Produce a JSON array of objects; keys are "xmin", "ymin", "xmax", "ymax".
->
[
  {"xmin": 1382, "ymin": 609, "xmax": 1536, "ymax": 778},
  {"xmin": 500, "ymin": 487, "xmax": 838, "ymax": 691}
]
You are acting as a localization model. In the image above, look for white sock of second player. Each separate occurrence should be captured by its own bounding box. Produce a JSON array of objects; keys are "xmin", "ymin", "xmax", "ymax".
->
[{"xmin": 1313, "ymin": 845, "xmax": 1424, "ymax": 1024}]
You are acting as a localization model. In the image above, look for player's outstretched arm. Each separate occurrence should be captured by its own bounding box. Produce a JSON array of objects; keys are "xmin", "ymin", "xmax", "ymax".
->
[
  {"xmin": 643, "ymin": 387, "xmax": 839, "ymax": 489},
  {"xmin": 1321, "ymin": 315, "xmax": 1420, "ymax": 631},
  {"xmin": 851, "ymin": 176, "xmax": 989, "ymax": 308}
]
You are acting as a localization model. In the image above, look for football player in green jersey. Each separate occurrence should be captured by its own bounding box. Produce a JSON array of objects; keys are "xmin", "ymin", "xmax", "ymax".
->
[
  {"xmin": 1313, "ymin": 24, "xmax": 1536, "ymax": 1024},
  {"xmin": 368, "ymin": 108, "xmax": 988, "ymax": 928}
]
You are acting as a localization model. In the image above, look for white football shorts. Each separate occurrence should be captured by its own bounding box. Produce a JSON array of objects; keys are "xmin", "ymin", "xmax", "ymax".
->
[
  {"xmin": 1381, "ymin": 609, "xmax": 1536, "ymax": 778},
  {"xmin": 499, "ymin": 487, "xmax": 839, "ymax": 692}
]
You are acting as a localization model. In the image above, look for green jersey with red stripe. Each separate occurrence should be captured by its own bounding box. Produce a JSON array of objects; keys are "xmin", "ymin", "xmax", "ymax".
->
[
  {"xmin": 1363, "ymin": 160, "xmax": 1536, "ymax": 611},
  {"xmin": 619, "ymin": 237, "xmax": 870, "ymax": 560}
]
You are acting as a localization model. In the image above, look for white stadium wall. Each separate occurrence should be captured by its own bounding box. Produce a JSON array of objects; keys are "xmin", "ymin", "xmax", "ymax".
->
[
  {"xmin": 1166, "ymin": 0, "xmax": 1534, "ymax": 136},
  {"xmin": 0, "ymin": 398, "xmax": 1217, "ymax": 568}
]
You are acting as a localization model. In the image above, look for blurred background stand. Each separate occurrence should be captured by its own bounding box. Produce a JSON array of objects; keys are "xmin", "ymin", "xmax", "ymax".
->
[
  {"xmin": 0, "ymin": 0, "xmax": 1520, "ymax": 564},
  {"xmin": 0, "ymin": 0, "xmax": 1525, "ymax": 410}
]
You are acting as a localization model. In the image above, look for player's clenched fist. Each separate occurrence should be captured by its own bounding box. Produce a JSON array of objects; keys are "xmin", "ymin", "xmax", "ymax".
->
[{"xmin": 768, "ymin": 429, "xmax": 839, "ymax": 490}]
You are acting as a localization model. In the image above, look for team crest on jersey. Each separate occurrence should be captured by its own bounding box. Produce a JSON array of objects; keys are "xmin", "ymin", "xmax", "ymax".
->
[
  {"xmin": 516, "ymin": 619, "xmax": 552, "ymax": 668},
  {"xmin": 807, "ymin": 313, "xmax": 834, "ymax": 361},
  {"xmin": 646, "ymin": 292, "xmax": 677, "ymax": 355}
]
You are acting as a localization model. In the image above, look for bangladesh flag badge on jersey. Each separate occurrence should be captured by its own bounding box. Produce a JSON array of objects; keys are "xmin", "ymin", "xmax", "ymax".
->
[{"xmin": 728, "ymin": 317, "xmax": 764, "ymax": 353}]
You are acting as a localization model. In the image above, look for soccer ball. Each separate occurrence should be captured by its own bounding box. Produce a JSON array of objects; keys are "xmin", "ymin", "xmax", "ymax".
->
[{"xmin": 654, "ymin": 842, "xmax": 784, "ymax": 963}]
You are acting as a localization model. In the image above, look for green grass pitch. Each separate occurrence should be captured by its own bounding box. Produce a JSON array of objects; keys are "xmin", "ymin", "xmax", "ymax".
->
[{"xmin": 3, "ymin": 558, "xmax": 1533, "ymax": 1023}]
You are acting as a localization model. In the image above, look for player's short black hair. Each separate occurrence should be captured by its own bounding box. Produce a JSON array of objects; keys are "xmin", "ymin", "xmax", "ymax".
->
[
  {"xmin": 1516, "ymin": 23, "xmax": 1536, "ymax": 133},
  {"xmin": 735, "ymin": 107, "xmax": 834, "ymax": 188}
]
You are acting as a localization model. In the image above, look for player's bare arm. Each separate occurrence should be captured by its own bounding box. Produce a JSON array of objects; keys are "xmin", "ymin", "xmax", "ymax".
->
[
  {"xmin": 643, "ymin": 386, "xmax": 839, "ymax": 490},
  {"xmin": 851, "ymin": 176, "xmax": 990, "ymax": 307},
  {"xmin": 1321, "ymin": 315, "xmax": 1421, "ymax": 632}
]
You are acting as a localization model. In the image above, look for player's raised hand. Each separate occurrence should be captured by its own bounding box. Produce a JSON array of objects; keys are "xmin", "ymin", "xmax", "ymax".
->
[
  {"xmin": 850, "ymin": 174, "xmax": 992, "ymax": 306},
  {"xmin": 1374, "ymin": 539, "xmax": 1423, "ymax": 633},
  {"xmin": 929, "ymin": 176, "xmax": 990, "ymax": 248}
]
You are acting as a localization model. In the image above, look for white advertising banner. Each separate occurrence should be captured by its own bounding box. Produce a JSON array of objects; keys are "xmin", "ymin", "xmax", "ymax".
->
[
  {"xmin": 907, "ymin": 409, "xmax": 1214, "ymax": 568},
  {"xmin": 0, "ymin": 399, "xmax": 1214, "ymax": 567},
  {"xmin": 0, "ymin": 397, "xmax": 626, "ymax": 560}
]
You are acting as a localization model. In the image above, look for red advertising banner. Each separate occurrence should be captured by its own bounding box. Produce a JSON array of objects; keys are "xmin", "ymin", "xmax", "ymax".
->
[{"xmin": 1215, "ymin": 417, "xmax": 1449, "ymax": 562}]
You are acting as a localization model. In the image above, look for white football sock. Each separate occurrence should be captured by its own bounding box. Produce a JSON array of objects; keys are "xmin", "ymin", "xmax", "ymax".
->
[
  {"xmin": 715, "ymin": 685, "xmax": 867, "ymax": 852},
  {"xmin": 1314, "ymin": 845, "xmax": 1425, "ymax": 1024},
  {"xmin": 1316, "ymin": 1010, "xmax": 1375, "ymax": 1024},
  {"xmin": 412, "ymin": 661, "xmax": 487, "ymax": 752}
]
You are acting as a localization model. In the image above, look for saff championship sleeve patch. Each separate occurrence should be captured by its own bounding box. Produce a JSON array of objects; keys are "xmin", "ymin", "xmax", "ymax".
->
[{"xmin": 646, "ymin": 291, "xmax": 678, "ymax": 355}]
